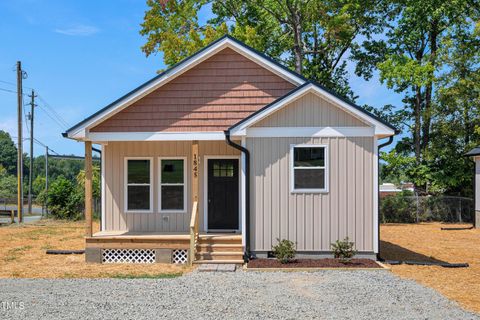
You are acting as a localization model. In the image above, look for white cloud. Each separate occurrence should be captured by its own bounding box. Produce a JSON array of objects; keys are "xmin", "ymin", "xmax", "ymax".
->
[{"xmin": 54, "ymin": 24, "xmax": 99, "ymax": 36}]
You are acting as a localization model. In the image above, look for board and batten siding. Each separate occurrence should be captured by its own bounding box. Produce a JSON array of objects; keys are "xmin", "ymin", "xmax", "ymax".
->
[
  {"xmin": 247, "ymin": 136, "xmax": 374, "ymax": 253},
  {"xmin": 103, "ymin": 140, "xmax": 239, "ymax": 232},
  {"xmin": 253, "ymin": 92, "xmax": 369, "ymax": 128}
]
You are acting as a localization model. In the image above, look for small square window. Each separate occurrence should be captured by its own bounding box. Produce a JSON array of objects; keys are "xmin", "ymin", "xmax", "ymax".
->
[{"xmin": 291, "ymin": 146, "xmax": 328, "ymax": 192}]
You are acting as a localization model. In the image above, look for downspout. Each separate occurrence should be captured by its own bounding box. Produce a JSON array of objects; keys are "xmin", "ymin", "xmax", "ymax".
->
[
  {"xmin": 225, "ymin": 130, "xmax": 251, "ymax": 262},
  {"xmin": 377, "ymin": 136, "xmax": 394, "ymax": 260}
]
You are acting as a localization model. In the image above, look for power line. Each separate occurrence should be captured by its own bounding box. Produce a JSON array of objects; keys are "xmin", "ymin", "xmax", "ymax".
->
[{"xmin": 37, "ymin": 95, "xmax": 70, "ymax": 128}]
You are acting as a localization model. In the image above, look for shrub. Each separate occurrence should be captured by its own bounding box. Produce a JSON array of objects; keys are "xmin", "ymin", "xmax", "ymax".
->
[
  {"xmin": 47, "ymin": 176, "xmax": 83, "ymax": 220},
  {"xmin": 331, "ymin": 237, "xmax": 357, "ymax": 263},
  {"xmin": 272, "ymin": 238, "xmax": 296, "ymax": 263}
]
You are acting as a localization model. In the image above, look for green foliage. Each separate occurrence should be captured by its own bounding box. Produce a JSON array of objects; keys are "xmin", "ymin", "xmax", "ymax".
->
[
  {"xmin": 76, "ymin": 165, "xmax": 101, "ymax": 199},
  {"xmin": 380, "ymin": 190, "xmax": 417, "ymax": 223},
  {"xmin": 0, "ymin": 130, "xmax": 18, "ymax": 175},
  {"xmin": 272, "ymin": 238, "xmax": 296, "ymax": 264},
  {"xmin": 140, "ymin": 0, "xmax": 393, "ymax": 101},
  {"xmin": 331, "ymin": 237, "xmax": 357, "ymax": 263},
  {"xmin": 0, "ymin": 166, "xmax": 17, "ymax": 199},
  {"xmin": 47, "ymin": 176, "xmax": 83, "ymax": 220}
]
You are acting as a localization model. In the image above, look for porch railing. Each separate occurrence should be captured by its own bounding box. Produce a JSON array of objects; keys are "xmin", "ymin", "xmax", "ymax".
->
[{"xmin": 188, "ymin": 201, "xmax": 199, "ymax": 265}]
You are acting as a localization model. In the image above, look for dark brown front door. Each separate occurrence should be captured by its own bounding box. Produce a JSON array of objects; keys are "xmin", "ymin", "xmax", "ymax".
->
[{"xmin": 207, "ymin": 159, "xmax": 239, "ymax": 230}]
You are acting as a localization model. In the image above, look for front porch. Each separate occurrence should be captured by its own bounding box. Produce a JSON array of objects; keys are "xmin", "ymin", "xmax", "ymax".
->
[
  {"xmin": 85, "ymin": 231, "xmax": 243, "ymax": 264},
  {"xmin": 83, "ymin": 139, "xmax": 245, "ymax": 265}
]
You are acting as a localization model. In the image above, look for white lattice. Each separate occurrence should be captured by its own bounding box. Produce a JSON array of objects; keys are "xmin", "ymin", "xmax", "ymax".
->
[
  {"xmin": 102, "ymin": 249, "xmax": 155, "ymax": 264},
  {"xmin": 172, "ymin": 249, "xmax": 188, "ymax": 264}
]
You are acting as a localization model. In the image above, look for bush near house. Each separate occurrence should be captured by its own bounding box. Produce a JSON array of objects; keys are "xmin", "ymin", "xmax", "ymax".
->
[
  {"xmin": 272, "ymin": 239, "xmax": 296, "ymax": 264},
  {"xmin": 331, "ymin": 237, "xmax": 357, "ymax": 263}
]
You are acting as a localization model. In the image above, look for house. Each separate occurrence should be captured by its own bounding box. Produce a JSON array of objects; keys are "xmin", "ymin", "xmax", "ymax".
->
[
  {"xmin": 64, "ymin": 35, "xmax": 397, "ymax": 264},
  {"xmin": 466, "ymin": 147, "xmax": 480, "ymax": 228},
  {"xmin": 379, "ymin": 182, "xmax": 414, "ymax": 198}
]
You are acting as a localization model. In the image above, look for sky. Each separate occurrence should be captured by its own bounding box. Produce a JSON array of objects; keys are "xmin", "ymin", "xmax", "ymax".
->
[{"xmin": 0, "ymin": 0, "xmax": 403, "ymax": 157}]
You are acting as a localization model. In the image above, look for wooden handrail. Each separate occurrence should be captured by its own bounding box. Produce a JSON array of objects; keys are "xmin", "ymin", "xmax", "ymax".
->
[{"xmin": 189, "ymin": 201, "xmax": 199, "ymax": 265}]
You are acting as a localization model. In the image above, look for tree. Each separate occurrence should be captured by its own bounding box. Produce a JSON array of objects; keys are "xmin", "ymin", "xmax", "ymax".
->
[
  {"xmin": 140, "ymin": 0, "xmax": 394, "ymax": 100},
  {"xmin": 0, "ymin": 130, "xmax": 18, "ymax": 175},
  {"xmin": 0, "ymin": 166, "xmax": 17, "ymax": 200},
  {"xmin": 47, "ymin": 176, "xmax": 82, "ymax": 220}
]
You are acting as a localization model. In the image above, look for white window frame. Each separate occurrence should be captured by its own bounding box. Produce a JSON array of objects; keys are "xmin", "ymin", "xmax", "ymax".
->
[
  {"xmin": 158, "ymin": 157, "xmax": 187, "ymax": 213},
  {"xmin": 124, "ymin": 157, "xmax": 153, "ymax": 213},
  {"xmin": 290, "ymin": 144, "xmax": 329, "ymax": 193}
]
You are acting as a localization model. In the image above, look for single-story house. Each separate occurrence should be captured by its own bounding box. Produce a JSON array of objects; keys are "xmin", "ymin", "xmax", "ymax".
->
[
  {"xmin": 64, "ymin": 35, "xmax": 397, "ymax": 264},
  {"xmin": 466, "ymin": 147, "xmax": 480, "ymax": 228}
]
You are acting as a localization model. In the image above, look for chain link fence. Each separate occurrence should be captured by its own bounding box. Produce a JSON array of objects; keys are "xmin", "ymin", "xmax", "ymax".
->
[{"xmin": 380, "ymin": 194, "xmax": 474, "ymax": 223}]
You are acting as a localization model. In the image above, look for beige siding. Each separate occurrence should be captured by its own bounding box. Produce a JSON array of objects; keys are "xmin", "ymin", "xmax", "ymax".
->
[
  {"xmin": 247, "ymin": 136, "xmax": 374, "ymax": 252},
  {"xmin": 253, "ymin": 92, "xmax": 369, "ymax": 127},
  {"xmin": 103, "ymin": 141, "xmax": 240, "ymax": 232}
]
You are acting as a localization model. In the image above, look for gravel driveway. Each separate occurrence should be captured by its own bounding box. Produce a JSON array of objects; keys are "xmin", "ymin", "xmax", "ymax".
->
[{"xmin": 0, "ymin": 270, "xmax": 477, "ymax": 320}]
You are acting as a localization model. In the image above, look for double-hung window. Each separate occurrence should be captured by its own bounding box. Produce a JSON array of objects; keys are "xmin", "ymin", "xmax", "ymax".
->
[
  {"xmin": 125, "ymin": 158, "xmax": 152, "ymax": 212},
  {"xmin": 159, "ymin": 157, "xmax": 186, "ymax": 212},
  {"xmin": 291, "ymin": 145, "xmax": 328, "ymax": 193}
]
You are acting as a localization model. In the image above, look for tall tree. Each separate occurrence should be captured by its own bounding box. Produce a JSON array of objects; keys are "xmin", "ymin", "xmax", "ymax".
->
[
  {"xmin": 140, "ymin": 0, "xmax": 394, "ymax": 100},
  {"xmin": 0, "ymin": 130, "xmax": 18, "ymax": 175},
  {"xmin": 354, "ymin": 0, "xmax": 477, "ymax": 164}
]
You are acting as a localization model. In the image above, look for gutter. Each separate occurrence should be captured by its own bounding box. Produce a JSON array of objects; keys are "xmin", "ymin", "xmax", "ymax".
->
[
  {"xmin": 376, "ymin": 136, "xmax": 394, "ymax": 260},
  {"xmin": 224, "ymin": 131, "xmax": 251, "ymax": 263}
]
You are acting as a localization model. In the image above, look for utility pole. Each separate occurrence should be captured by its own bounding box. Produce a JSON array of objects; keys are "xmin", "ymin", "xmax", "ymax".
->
[
  {"xmin": 44, "ymin": 146, "xmax": 48, "ymax": 217},
  {"xmin": 16, "ymin": 61, "xmax": 24, "ymax": 223},
  {"xmin": 28, "ymin": 89, "xmax": 36, "ymax": 215}
]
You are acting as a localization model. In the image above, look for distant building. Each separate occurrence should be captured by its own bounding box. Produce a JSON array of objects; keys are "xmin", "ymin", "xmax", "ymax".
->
[
  {"xmin": 466, "ymin": 147, "xmax": 480, "ymax": 228},
  {"xmin": 379, "ymin": 182, "xmax": 414, "ymax": 198}
]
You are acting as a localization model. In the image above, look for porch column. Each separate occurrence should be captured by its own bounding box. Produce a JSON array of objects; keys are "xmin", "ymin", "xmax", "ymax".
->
[
  {"xmin": 85, "ymin": 141, "xmax": 93, "ymax": 237},
  {"xmin": 192, "ymin": 141, "xmax": 199, "ymax": 202}
]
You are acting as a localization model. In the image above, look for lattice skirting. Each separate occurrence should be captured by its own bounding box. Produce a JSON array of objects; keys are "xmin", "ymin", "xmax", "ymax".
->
[
  {"xmin": 172, "ymin": 249, "xmax": 188, "ymax": 264},
  {"xmin": 102, "ymin": 249, "xmax": 155, "ymax": 264}
]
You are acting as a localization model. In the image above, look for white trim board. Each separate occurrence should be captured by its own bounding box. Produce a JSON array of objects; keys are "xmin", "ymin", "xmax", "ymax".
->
[
  {"xmin": 246, "ymin": 127, "xmax": 375, "ymax": 137},
  {"xmin": 87, "ymin": 132, "xmax": 226, "ymax": 142},
  {"xmin": 66, "ymin": 37, "xmax": 305, "ymax": 140},
  {"xmin": 230, "ymin": 84, "xmax": 395, "ymax": 137},
  {"xmin": 373, "ymin": 138, "xmax": 379, "ymax": 253},
  {"xmin": 203, "ymin": 155, "xmax": 242, "ymax": 233}
]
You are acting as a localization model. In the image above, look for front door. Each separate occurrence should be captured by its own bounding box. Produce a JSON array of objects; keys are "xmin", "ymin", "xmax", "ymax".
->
[{"xmin": 207, "ymin": 159, "xmax": 239, "ymax": 230}]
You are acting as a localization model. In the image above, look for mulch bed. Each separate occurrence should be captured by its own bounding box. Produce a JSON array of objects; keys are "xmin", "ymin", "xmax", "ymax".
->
[{"xmin": 247, "ymin": 258, "xmax": 382, "ymax": 269}]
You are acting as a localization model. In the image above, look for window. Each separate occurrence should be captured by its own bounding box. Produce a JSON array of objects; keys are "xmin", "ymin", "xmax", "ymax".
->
[
  {"xmin": 125, "ymin": 158, "xmax": 152, "ymax": 212},
  {"xmin": 291, "ymin": 145, "xmax": 328, "ymax": 192},
  {"xmin": 159, "ymin": 158, "xmax": 186, "ymax": 212}
]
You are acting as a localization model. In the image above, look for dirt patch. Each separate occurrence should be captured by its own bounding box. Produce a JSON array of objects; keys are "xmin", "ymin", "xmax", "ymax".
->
[
  {"xmin": 381, "ymin": 222, "xmax": 480, "ymax": 314},
  {"xmin": 248, "ymin": 258, "xmax": 381, "ymax": 268},
  {"xmin": 0, "ymin": 219, "xmax": 193, "ymax": 278}
]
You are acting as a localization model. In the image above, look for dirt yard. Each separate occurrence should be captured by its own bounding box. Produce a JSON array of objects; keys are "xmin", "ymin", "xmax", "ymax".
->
[
  {"xmin": 381, "ymin": 222, "xmax": 480, "ymax": 314},
  {"xmin": 0, "ymin": 219, "xmax": 191, "ymax": 278}
]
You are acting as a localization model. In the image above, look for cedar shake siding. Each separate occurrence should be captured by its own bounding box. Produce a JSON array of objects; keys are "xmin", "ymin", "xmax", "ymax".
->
[{"xmin": 91, "ymin": 48, "xmax": 295, "ymax": 133}]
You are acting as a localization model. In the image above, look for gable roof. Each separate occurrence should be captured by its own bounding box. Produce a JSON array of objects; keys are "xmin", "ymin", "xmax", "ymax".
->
[
  {"xmin": 64, "ymin": 35, "xmax": 305, "ymax": 140},
  {"xmin": 228, "ymin": 82, "xmax": 398, "ymax": 137},
  {"xmin": 465, "ymin": 147, "xmax": 480, "ymax": 157}
]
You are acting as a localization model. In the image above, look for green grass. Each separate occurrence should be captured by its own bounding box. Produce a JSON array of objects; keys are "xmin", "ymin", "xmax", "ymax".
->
[{"xmin": 109, "ymin": 272, "xmax": 183, "ymax": 279}]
